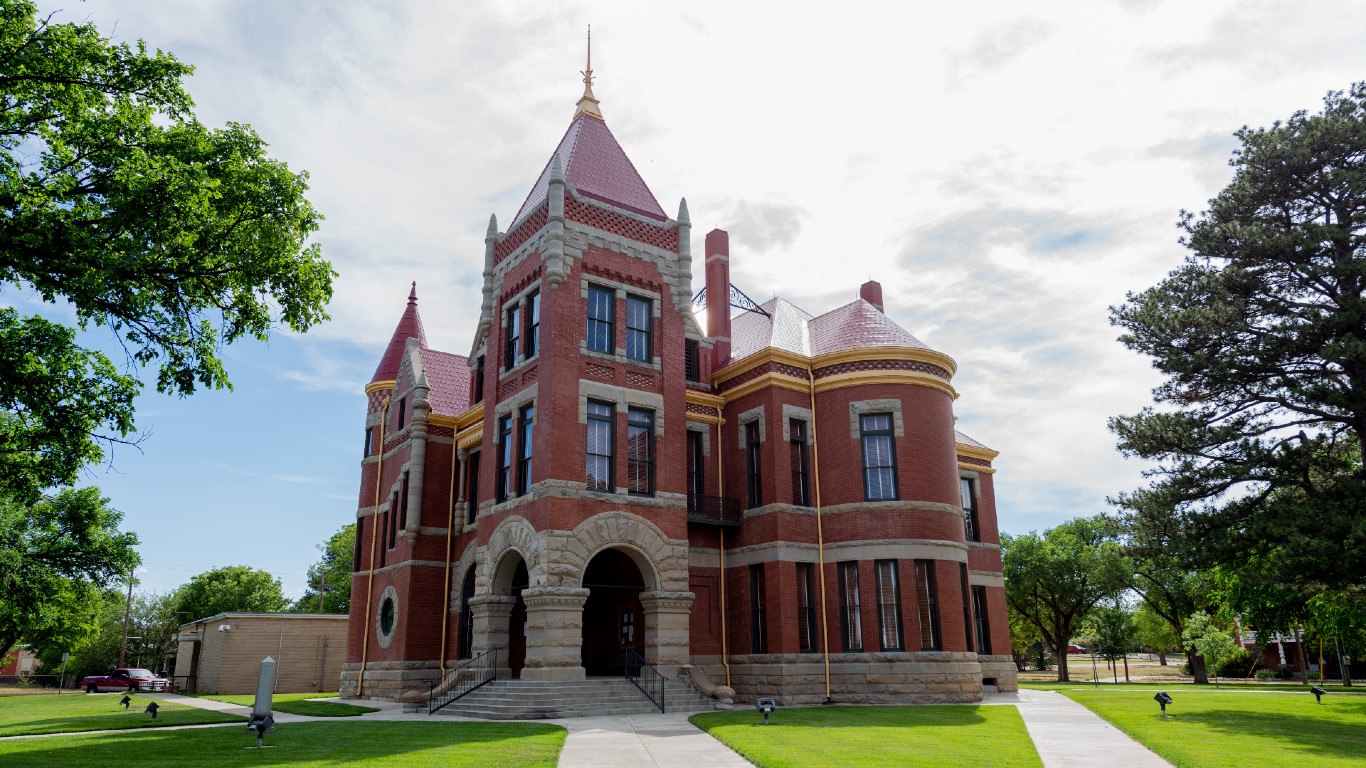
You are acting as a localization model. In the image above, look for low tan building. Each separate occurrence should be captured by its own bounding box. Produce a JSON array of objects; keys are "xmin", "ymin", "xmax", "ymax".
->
[{"xmin": 174, "ymin": 613, "xmax": 348, "ymax": 694}]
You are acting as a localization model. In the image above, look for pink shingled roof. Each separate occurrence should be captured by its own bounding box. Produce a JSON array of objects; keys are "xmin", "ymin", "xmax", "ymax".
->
[
  {"xmin": 418, "ymin": 348, "xmax": 471, "ymax": 418},
  {"xmin": 512, "ymin": 114, "xmax": 666, "ymax": 224},
  {"xmin": 729, "ymin": 297, "xmax": 930, "ymax": 364},
  {"xmin": 372, "ymin": 284, "xmax": 428, "ymax": 383},
  {"xmin": 809, "ymin": 300, "xmax": 929, "ymax": 355},
  {"xmin": 955, "ymin": 429, "xmax": 993, "ymax": 452}
]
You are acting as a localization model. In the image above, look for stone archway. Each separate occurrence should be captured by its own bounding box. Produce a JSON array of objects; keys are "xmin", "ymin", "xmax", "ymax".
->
[
  {"xmin": 580, "ymin": 547, "xmax": 647, "ymax": 676},
  {"xmin": 491, "ymin": 549, "xmax": 529, "ymax": 679}
]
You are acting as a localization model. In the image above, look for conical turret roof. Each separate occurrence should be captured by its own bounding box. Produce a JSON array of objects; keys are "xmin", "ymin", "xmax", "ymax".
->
[
  {"xmin": 371, "ymin": 282, "xmax": 427, "ymax": 383},
  {"xmin": 511, "ymin": 112, "xmax": 666, "ymax": 224}
]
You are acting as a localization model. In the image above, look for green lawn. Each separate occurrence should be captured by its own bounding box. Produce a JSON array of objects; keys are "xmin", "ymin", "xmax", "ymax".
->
[
  {"xmin": 188, "ymin": 691, "xmax": 379, "ymax": 717},
  {"xmin": 1058, "ymin": 688, "xmax": 1366, "ymax": 768},
  {"xmin": 0, "ymin": 692, "xmax": 244, "ymax": 736},
  {"xmin": 0, "ymin": 721, "xmax": 566, "ymax": 767},
  {"xmin": 1022, "ymin": 680, "xmax": 1365, "ymax": 693},
  {"xmin": 690, "ymin": 705, "xmax": 1042, "ymax": 768}
]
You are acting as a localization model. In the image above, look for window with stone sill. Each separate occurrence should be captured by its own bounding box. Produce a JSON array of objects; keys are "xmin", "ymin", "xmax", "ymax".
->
[{"xmin": 586, "ymin": 284, "xmax": 614, "ymax": 354}]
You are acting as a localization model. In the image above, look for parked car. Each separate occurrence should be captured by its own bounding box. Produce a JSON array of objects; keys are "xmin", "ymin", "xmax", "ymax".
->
[
  {"xmin": 82, "ymin": 668, "xmax": 170, "ymax": 693},
  {"xmin": 1067, "ymin": 644, "xmax": 1089, "ymax": 654}
]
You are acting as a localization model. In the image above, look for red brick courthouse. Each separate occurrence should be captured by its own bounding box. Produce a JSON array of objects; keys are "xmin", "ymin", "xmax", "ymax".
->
[{"xmin": 342, "ymin": 67, "xmax": 1016, "ymax": 707}]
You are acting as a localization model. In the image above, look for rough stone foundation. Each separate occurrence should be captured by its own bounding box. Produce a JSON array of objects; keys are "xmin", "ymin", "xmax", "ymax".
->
[
  {"xmin": 977, "ymin": 654, "xmax": 1019, "ymax": 692},
  {"xmin": 693, "ymin": 652, "xmax": 988, "ymax": 705},
  {"xmin": 339, "ymin": 659, "xmax": 440, "ymax": 700}
]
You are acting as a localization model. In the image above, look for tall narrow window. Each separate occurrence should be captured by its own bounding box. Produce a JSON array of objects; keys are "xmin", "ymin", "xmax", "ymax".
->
[
  {"xmin": 860, "ymin": 413, "xmax": 897, "ymax": 501},
  {"xmin": 961, "ymin": 477, "xmax": 980, "ymax": 542},
  {"xmin": 684, "ymin": 339, "xmax": 700, "ymax": 382},
  {"xmin": 504, "ymin": 303, "xmax": 521, "ymax": 369},
  {"xmin": 473, "ymin": 355, "xmax": 485, "ymax": 403},
  {"xmin": 524, "ymin": 290, "xmax": 540, "ymax": 359},
  {"xmin": 960, "ymin": 563, "xmax": 974, "ymax": 653},
  {"xmin": 353, "ymin": 516, "xmax": 365, "ymax": 571},
  {"xmin": 397, "ymin": 397, "xmax": 406, "ymax": 431},
  {"xmin": 379, "ymin": 507, "xmax": 388, "ymax": 568},
  {"xmin": 790, "ymin": 418, "xmax": 810, "ymax": 506},
  {"xmin": 750, "ymin": 564, "xmax": 768, "ymax": 653},
  {"xmin": 388, "ymin": 491, "xmax": 400, "ymax": 549},
  {"xmin": 686, "ymin": 431, "xmax": 705, "ymax": 501},
  {"xmin": 797, "ymin": 563, "xmax": 818, "ymax": 652},
  {"xmin": 585, "ymin": 401, "xmax": 614, "ymax": 491},
  {"xmin": 396, "ymin": 472, "xmax": 409, "ymax": 544},
  {"xmin": 972, "ymin": 585, "xmax": 992, "ymax": 654},
  {"xmin": 627, "ymin": 408, "xmax": 654, "ymax": 496},
  {"xmin": 626, "ymin": 295, "xmax": 652, "ymax": 361},
  {"xmin": 363, "ymin": 427, "xmax": 373, "ymax": 457},
  {"xmin": 745, "ymin": 420, "xmax": 763, "ymax": 509},
  {"xmin": 915, "ymin": 560, "xmax": 941, "ymax": 650},
  {"xmin": 586, "ymin": 285, "xmax": 614, "ymax": 353},
  {"xmin": 496, "ymin": 414, "xmax": 513, "ymax": 502},
  {"xmin": 466, "ymin": 451, "xmax": 480, "ymax": 524},
  {"xmin": 838, "ymin": 562, "xmax": 862, "ymax": 651},
  {"xmin": 875, "ymin": 560, "xmax": 904, "ymax": 651},
  {"xmin": 517, "ymin": 404, "xmax": 534, "ymax": 496}
]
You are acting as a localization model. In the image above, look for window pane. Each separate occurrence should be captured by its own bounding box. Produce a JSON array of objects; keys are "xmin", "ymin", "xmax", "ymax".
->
[
  {"xmin": 586, "ymin": 401, "xmax": 613, "ymax": 491},
  {"xmin": 587, "ymin": 286, "xmax": 614, "ymax": 353},
  {"xmin": 626, "ymin": 296, "xmax": 651, "ymax": 361},
  {"xmin": 627, "ymin": 408, "xmax": 654, "ymax": 495},
  {"xmin": 876, "ymin": 560, "xmax": 902, "ymax": 651}
]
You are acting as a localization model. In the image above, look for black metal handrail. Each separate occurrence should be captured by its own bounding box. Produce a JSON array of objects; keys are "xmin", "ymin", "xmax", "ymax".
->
[
  {"xmin": 624, "ymin": 648, "xmax": 666, "ymax": 713},
  {"xmin": 687, "ymin": 494, "xmax": 742, "ymax": 527},
  {"xmin": 428, "ymin": 649, "xmax": 497, "ymax": 715}
]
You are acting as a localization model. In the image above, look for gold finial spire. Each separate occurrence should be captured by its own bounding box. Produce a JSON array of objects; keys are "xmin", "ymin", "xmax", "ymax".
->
[{"xmin": 574, "ymin": 24, "xmax": 604, "ymax": 120}]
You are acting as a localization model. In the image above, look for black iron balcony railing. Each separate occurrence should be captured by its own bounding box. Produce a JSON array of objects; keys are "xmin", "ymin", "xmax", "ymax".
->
[{"xmin": 687, "ymin": 494, "xmax": 742, "ymax": 527}]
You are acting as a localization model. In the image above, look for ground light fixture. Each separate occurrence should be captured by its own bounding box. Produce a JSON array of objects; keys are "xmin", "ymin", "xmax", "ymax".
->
[
  {"xmin": 1311, "ymin": 686, "xmax": 1326, "ymax": 704},
  {"xmin": 118, "ymin": 694, "xmax": 132, "ymax": 709},
  {"xmin": 755, "ymin": 697, "xmax": 777, "ymax": 726},
  {"xmin": 144, "ymin": 701, "xmax": 160, "ymax": 720},
  {"xmin": 1153, "ymin": 691, "xmax": 1173, "ymax": 717}
]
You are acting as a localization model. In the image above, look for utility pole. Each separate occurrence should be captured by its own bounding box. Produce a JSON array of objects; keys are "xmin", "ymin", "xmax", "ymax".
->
[{"xmin": 118, "ymin": 569, "xmax": 134, "ymax": 668}]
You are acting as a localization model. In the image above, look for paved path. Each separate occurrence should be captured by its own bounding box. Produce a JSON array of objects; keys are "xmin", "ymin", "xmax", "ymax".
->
[
  {"xmin": 556, "ymin": 713, "xmax": 752, "ymax": 768},
  {"xmin": 1009, "ymin": 688, "xmax": 1172, "ymax": 767}
]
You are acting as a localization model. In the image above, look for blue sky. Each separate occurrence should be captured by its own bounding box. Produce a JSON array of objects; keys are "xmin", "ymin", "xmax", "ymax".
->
[{"xmin": 12, "ymin": 0, "xmax": 1366, "ymax": 600}]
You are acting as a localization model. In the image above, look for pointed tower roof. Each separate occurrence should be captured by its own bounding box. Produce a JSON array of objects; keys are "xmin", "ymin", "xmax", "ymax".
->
[
  {"xmin": 510, "ymin": 35, "xmax": 666, "ymax": 224},
  {"xmin": 372, "ymin": 282, "xmax": 427, "ymax": 383}
]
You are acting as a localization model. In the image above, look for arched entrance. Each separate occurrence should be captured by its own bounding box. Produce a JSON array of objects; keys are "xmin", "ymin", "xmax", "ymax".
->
[
  {"xmin": 581, "ymin": 548, "xmax": 646, "ymax": 676},
  {"xmin": 492, "ymin": 552, "xmax": 529, "ymax": 679}
]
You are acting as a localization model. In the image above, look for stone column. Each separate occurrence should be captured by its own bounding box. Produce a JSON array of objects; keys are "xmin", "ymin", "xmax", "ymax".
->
[
  {"xmin": 453, "ymin": 448, "xmax": 468, "ymax": 535},
  {"xmin": 469, "ymin": 594, "xmax": 516, "ymax": 679},
  {"xmin": 639, "ymin": 590, "xmax": 695, "ymax": 677},
  {"xmin": 519, "ymin": 586, "xmax": 590, "ymax": 681}
]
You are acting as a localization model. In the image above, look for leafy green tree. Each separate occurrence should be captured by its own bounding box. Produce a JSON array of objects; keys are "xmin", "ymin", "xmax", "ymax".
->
[
  {"xmin": 1110, "ymin": 83, "xmax": 1366, "ymax": 594},
  {"xmin": 34, "ymin": 588, "xmax": 123, "ymax": 682},
  {"xmin": 293, "ymin": 523, "xmax": 355, "ymax": 614},
  {"xmin": 1132, "ymin": 603, "xmax": 1181, "ymax": 665},
  {"xmin": 1182, "ymin": 611, "xmax": 1239, "ymax": 684},
  {"xmin": 1129, "ymin": 554, "xmax": 1219, "ymax": 683},
  {"xmin": 171, "ymin": 565, "xmax": 287, "ymax": 622},
  {"xmin": 1081, "ymin": 602, "xmax": 1138, "ymax": 682},
  {"xmin": 0, "ymin": 488, "xmax": 139, "ymax": 659},
  {"xmin": 1008, "ymin": 607, "xmax": 1050, "ymax": 671},
  {"xmin": 1002, "ymin": 516, "xmax": 1132, "ymax": 681},
  {"xmin": 0, "ymin": 1, "xmax": 334, "ymax": 499}
]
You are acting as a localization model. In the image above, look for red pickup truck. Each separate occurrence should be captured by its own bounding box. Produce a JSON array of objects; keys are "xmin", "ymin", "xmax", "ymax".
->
[{"xmin": 82, "ymin": 668, "xmax": 170, "ymax": 693}]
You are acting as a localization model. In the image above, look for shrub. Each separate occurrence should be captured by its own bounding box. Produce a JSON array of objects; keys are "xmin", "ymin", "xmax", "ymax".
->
[
  {"xmin": 1254, "ymin": 669, "xmax": 1279, "ymax": 680},
  {"xmin": 1217, "ymin": 648, "xmax": 1256, "ymax": 678}
]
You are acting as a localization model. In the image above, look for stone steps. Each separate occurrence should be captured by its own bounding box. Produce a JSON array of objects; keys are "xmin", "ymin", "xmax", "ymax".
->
[{"xmin": 431, "ymin": 677, "xmax": 722, "ymax": 720}]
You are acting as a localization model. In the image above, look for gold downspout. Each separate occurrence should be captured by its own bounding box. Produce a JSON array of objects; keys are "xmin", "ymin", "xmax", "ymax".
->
[
  {"xmin": 715, "ymin": 405, "xmax": 731, "ymax": 688},
  {"xmin": 807, "ymin": 365, "xmax": 832, "ymax": 702},
  {"xmin": 438, "ymin": 443, "xmax": 460, "ymax": 679},
  {"xmin": 357, "ymin": 397, "xmax": 390, "ymax": 698}
]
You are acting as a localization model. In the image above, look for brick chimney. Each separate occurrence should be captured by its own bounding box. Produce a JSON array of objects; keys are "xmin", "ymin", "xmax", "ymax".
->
[
  {"xmin": 860, "ymin": 279, "xmax": 884, "ymax": 313},
  {"xmin": 705, "ymin": 228, "xmax": 731, "ymax": 368}
]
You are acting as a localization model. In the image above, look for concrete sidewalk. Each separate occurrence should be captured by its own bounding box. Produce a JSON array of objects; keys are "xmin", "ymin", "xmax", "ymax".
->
[
  {"xmin": 556, "ymin": 713, "xmax": 752, "ymax": 768},
  {"xmin": 1010, "ymin": 688, "xmax": 1172, "ymax": 767}
]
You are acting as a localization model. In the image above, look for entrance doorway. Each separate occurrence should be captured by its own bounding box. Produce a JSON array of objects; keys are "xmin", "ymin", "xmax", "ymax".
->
[
  {"xmin": 581, "ymin": 548, "xmax": 646, "ymax": 676},
  {"xmin": 498, "ymin": 558, "xmax": 528, "ymax": 679}
]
